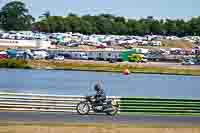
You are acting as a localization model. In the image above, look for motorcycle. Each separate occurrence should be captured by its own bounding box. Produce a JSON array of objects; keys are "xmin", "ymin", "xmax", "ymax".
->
[{"xmin": 76, "ymin": 95, "xmax": 119, "ymax": 116}]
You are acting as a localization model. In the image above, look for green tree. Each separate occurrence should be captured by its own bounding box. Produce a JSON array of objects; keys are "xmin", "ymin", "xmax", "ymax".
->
[
  {"xmin": 150, "ymin": 20, "xmax": 164, "ymax": 35},
  {"xmin": 63, "ymin": 18, "xmax": 72, "ymax": 32},
  {"xmin": 39, "ymin": 10, "xmax": 51, "ymax": 20},
  {"xmin": 33, "ymin": 13, "xmax": 200, "ymax": 36},
  {"xmin": 80, "ymin": 20, "xmax": 93, "ymax": 34},
  {"xmin": 184, "ymin": 22, "xmax": 192, "ymax": 36},
  {"xmin": 189, "ymin": 17, "xmax": 200, "ymax": 36},
  {"xmin": 46, "ymin": 16, "xmax": 57, "ymax": 32},
  {"xmin": 0, "ymin": 1, "xmax": 34, "ymax": 31},
  {"xmin": 137, "ymin": 19, "xmax": 150, "ymax": 35},
  {"xmin": 99, "ymin": 14, "xmax": 115, "ymax": 20},
  {"xmin": 68, "ymin": 15, "xmax": 81, "ymax": 33},
  {"xmin": 175, "ymin": 19, "xmax": 186, "ymax": 37},
  {"xmin": 115, "ymin": 16, "xmax": 126, "ymax": 23},
  {"xmin": 33, "ymin": 21, "xmax": 49, "ymax": 32},
  {"xmin": 113, "ymin": 22, "xmax": 128, "ymax": 35},
  {"xmin": 95, "ymin": 16, "xmax": 113, "ymax": 34},
  {"xmin": 54, "ymin": 16, "xmax": 65, "ymax": 32},
  {"xmin": 164, "ymin": 19, "xmax": 177, "ymax": 36},
  {"xmin": 68, "ymin": 13, "xmax": 78, "ymax": 17}
]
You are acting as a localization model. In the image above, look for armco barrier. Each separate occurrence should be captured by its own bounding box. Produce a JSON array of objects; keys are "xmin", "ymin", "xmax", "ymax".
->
[
  {"xmin": 0, "ymin": 92, "xmax": 200, "ymax": 116},
  {"xmin": 0, "ymin": 92, "xmax": 120, "ymax": 113}
]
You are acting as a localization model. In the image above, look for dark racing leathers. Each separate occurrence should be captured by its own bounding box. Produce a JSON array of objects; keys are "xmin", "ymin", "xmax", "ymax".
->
[{"xmin": 94, "ymin": 89, "xmax": 106, "ymax": 108}]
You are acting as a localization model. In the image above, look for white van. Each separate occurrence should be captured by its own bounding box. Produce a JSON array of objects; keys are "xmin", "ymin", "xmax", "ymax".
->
[
  {"xmin": 71, "ymin": 52, "xmax": 88, "ymax": 60},
  {"xmin": 32, "ymin": 50, "xmax": 49, "ymax": 59}
]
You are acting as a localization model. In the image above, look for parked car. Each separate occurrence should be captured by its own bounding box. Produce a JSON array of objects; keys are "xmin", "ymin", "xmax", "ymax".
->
[
  {"xmin": 53, "ymin": 55, "xmax": 65, "ymax": 61},
  {"xmin": 46, "ymin": 54, "xmax": 55, "ymax": 60},
  {"xmin": 0, "ymin": 54, "xmax": 8, "ymax": 59},
  {"xmin": 182, "ymin": 60, "xmax": 195, "ymax": 65},
  {"xmin": 33, "ymin": 55, "xmax": 44, "ymax": 60},
  {"xmin": 32, "ymin": 50, "xmax": 49, "ymax": 60},
  {"xmin": 96, "ymin": 45, "xmax": 107, "ymax": 49},
  {"xmin": 141, "ymin": 58, "xmax": 148, "ymax": 63},
  {"xmin": 109, "ymin": 59, "xmax": 117, "ymax": 63}
]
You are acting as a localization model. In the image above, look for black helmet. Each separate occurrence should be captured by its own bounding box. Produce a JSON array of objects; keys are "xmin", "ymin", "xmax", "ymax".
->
[{"xmin": 94, "ymin": 83, "xmax": 101, "ymax": 91}]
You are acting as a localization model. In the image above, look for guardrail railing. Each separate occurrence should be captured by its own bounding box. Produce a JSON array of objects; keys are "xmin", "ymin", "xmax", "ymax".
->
[
  {"xmin": 0, "ymin": 92, "xmax": 120, "ymax": 113},
  {"xmin": 0, "ymin": 92, "xmax": 200, "ymax": 116}
]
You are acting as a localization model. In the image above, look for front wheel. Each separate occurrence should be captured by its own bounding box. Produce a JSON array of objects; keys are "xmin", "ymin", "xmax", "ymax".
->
[
  {"xmin": 105, "ymin": 105, "xmax": 118, "ymax": 116},
  {"xmin": 76, "ymin": 102, "xmax": 90, "ymax": 115}
]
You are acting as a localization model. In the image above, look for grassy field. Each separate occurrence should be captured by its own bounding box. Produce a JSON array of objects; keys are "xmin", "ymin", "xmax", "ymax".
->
[
  {"xmin": 0, "ymin": 59, "xmax": 31, "ymax": 69},
  {"xmin": 29, "ymin": 60, "xmax": 200, "ymax": 76},
  {"xmin": 0, "ymin": 123, "xmax": 200, "ymax": 133},
  {"xmin": 161, "ymin": 40, "xmax": 195, "ymax": 49},
  {"xmin": 57, "ymin": 40, "xmax": 196, "ymax": 50},
  {"xmin": 0, "ymin": 59, "xmax": 199, "ymax": 76}
]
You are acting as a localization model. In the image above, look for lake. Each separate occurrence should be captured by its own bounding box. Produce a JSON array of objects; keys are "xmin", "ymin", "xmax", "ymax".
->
[{"xmin": 0, "ymin": 69, "xmax": 200, "ymax": 99}]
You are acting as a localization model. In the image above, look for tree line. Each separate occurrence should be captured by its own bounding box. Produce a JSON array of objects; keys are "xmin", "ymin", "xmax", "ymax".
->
[{"xmin": 1, "ymin": 1, "xmax": 200, "ymax": 36}]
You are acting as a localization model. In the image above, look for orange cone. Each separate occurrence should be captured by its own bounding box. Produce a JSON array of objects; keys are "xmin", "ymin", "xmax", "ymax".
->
[{"xmin": 123, "ymin": 68, "xmax": 130, "ymax": 75}]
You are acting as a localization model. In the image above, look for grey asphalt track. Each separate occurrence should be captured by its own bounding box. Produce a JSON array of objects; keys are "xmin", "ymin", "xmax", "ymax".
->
[{"xmin": 0, "ymin": 111, "xmax": 200, "ymax": 126}]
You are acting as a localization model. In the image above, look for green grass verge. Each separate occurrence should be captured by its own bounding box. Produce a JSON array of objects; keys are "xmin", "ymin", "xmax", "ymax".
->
[
  {"xmin": 29, "ymin": 60, "xmax": 200, "ymax": 76},
  {"xmin": 0, "ymin": 59, "xmax": 31, "ymax": 69},
  {"xmin": 0, "ymin": 59, "xmax": 199, "ymax": 76}
]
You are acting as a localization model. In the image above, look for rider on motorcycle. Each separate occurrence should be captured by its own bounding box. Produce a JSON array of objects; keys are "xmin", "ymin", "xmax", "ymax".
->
[
  {"xmin": 76, "ymin": 82, "xmax": 118, "ymax": 115},
  {"xmin": 93, "ymin": 82, "xmax": 106, "ymax": 107}
]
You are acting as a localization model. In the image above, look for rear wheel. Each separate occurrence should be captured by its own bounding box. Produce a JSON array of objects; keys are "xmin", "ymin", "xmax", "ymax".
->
[{"xmin": 76, "ymin": 102, "xmax": 90, "ymax": 115}]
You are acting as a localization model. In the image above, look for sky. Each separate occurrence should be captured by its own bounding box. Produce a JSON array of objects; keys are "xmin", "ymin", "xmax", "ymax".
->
[{"xmin": 0, "ymin": 0, "xmax": 199, "ymax": 19}]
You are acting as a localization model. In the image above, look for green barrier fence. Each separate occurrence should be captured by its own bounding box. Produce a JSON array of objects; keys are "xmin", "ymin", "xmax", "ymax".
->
[{"xmin": 119, "ymin": 97, "xmax": 200, "ymax": 115}]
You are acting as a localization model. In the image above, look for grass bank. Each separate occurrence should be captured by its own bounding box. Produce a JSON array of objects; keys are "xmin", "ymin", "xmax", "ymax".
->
[
  {"xmin": 0, "ymin": 59, "xmax": 31, "ymax": 69},
  {"xmin": 28, "ymin": 60, "xmax": 200, "ymax": 76},
  {"xmin": 0, "ymin": 59, "xmax": 199, "ymax": 76}
]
